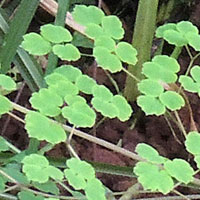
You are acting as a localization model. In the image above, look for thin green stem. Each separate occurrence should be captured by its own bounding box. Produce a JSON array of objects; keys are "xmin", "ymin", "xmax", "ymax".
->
[
  {"xmin": 8, "ymin": 112, "xmax": 25, "ymax": 124},
  {"xmin": 104, "ymin": 70, "xmax": 120, "ymax": 93},
  {"xmin": 174, "ymin": 111, "xmax": 187, "ymax": 138},
  {"xmin": 38, "ymin": 143, "xmax": 55, "ymax": 155},
  {"xmin": 122, "ymin": 67, "xmax": 140, "ymax": 82},
  {"xmin": 185, "ymin": 45, "xmax": 193, "ymax": 60}
]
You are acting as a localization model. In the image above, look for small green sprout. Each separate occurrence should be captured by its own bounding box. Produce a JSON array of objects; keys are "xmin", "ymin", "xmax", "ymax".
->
[{"xmin": 22, "ymin": 154, "xmax": 63, "ymax": 183}]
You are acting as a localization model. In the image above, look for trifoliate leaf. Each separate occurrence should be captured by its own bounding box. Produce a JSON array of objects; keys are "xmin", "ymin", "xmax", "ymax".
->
[
  {"xmin": 156, "ymin": 23, "xmax": 177, "ymax": 38},
  {"xmin": 164, "ymin": 159, "xmax": 194, "ymax": 184},
  {"xmin": 66, "ymin": 158, "xmax": 95, "ymax": 180},
  {"xmin": 76, "ymin": 74, "xmax": 97, "ymax": 94},
  {"xmin": 41, "ymin": 24, "xmax": 72, "ymax": 43},
  {"xmin": 21, "ymin": 33, "xmax": 51, "ymax": 55},
  {"xmin": 92, "ymin": 85, "xmax": 113, "ymax": 101},
  {"xmin": 0, "ymin": 136, "xmax": 9, "ymax": 152},
  {"xmin": 64, "ymin": 95, "xmax": 86, "ymax": 105},
  {"xmin": 194, "ymin": 155, "xmax": 200, "ymax": 169},
  {"xmin": 85, "ymin": 179, "xmax": 106, "ymax": 200},
  {"xmin": 0, "ymin": 74, "xmax": 16, "ymax": 91},
  {"xmin": 53, "ymin": 65, "xmax": 82, "ymax": 83},
  {"xmin": 138, "ymin": 79, "xmax": 164, "ymax": 97},
  {"xmin": 0, "ymin": 95, "xmax": 12, "ymax": 115},
  {"xmin": 30, "ymin": 88, "xmax": 63, "ymax": 117},
  {"xmin": 53, "ymin": 44, "xmax": 80, "ymax": 61},
  {"xmin": 179, "ymin": 75, "xmax": 199, "ymax": 93},
  {"xmin": 91, "ymin": 97, "xmax": 118, "ymax": 118},
  {"xmin": 22, "ymin": 154, "xmax": 58, "ymax": 183},
  {"xmin": 85, "ymin": 24, "xmax": 104, "ymax": 40},
  {"xmin": 115, "ymin": 42, "xmax": 138, "ymax": 65},
  {"xmin": 159, "ymin": 91, "xmax": 185, "ymax": 111},
  {"xmin": 94, "ymin": 36, "xmax": 116, "ymax": 52},
  {"xmin": 185, "ymin": 131, "xmax": 200, "ymax": 155},
  {"xmin": 18, "ymin": 191, "xmax": 44, "ymax": 200},
  {"xmin": 112, "ymin": 95, "xmax": 132, "ymax": 121},
  {"xmin": 102, "ymin": 15, "xmax": 124, "ymax": 40},
  {"xmin": 134, "ymin": 162, "xmax": 174, "ymax": 194},
  {"xmin": 137, "ymin": 95, "xmax": 165, "ymax": 116},
  {"xmin": 49, "ymin": 80, "xmax": 79, "ymax": 98},
  {"xmin": 191, "ymin": 65, "xmax": 200, "ymax": 83},
  {"xmin": 163, "ymin": 30, "xmax": 188, "ymax": 46},
  {"xmin": 152, "ymin": 55, "xmax": 180, "ymax": 73},
  {"xmin": 25, "ymin": 111, "xmax": 66, "ymax": 144},
  {"xmin": 62, "ymin": 102, "xmax": 96, "ymax": 128},
  {"xmin": 185, "ymin": 32, "xmax": 200, "ymax": 51},
  {"xmin": 94, "ymin": 47, "xmax": 122, "ymax": 73},
  {"xmin": 135, "ymin": 143, "xmax": 165, "ymax": 164},
  {"xmin": 177, "ymin": 21, "xmax": 199, "ymax": 36},
  {"xmin": 72, "ymin": 5, "xmax": 104, "ymax": 26}
]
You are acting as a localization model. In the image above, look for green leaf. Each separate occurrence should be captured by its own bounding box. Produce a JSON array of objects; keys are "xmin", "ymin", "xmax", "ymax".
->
[
  {"xmin": 22, "ymin": 154, "xmax": 63, "ymax": 183},
  {"xmin": 0, "ymin": 176, "xmax": 6, "ymax": 191},
  {"xmin": 54, "ymin": 65, "xmax": 82, "ymax": 83},
  {"xmin": 156, "ymin": 23, "xmax": 177, "ymax": 38},
  {"xmin": 0, "ymin": 136, "xmax": 9, "ymax": 152},
  {"xmin": 64, "ymin": 95, "xmax": 86, "ymax": 105},
  {"xmin": 33, "ymin": 181, "xmax": 59, "ymax": 195},
  {"xmin": 30, "ymin": 88, "xmax": 63, "ymax": 117},
  {"xmin": 53, "ymin": 44, "xmax": 80, "ymax": 61},
  {"xmin": 159, "ymin": 91, "xmax": 185, "ymax": 111},
  {"xmin": 40, "ymin": 24, "xmax": 72, "ymax": 43},
  {"xmin": 194, "ymin": 155, "xmax": 200, "ymax": 169},
  {"xmin": 62, "ymin": 102, "xmax": 96, "ymax": 128},
  {"xmin": 137, "ymin": 95, "xmax": 165, "ymax": 116},
  {"xmin": 85, "ymin": 179, "xmax": 106, "ymax": 200},
  {"xmin": 138, "ymin": 79, "xmax": 164, "ymax": 97},
  {"xmin": 91, "ymin": 98, "xmax": 118, "ymax": 118},
  {"xmin": 134, "ymin": 162, "xmax": 174, "ymax": 194},
  {"xmin": 18, "ymin": 191, "xmax": 44, "ymax": 200},
  {"xmin": 164, "ymin": 159, "xmax": 194, "ymax": 184},
  {"xmin": 0, "ymin": 95, "xmax": 13, "ymax": 115},
  {"xmin": 25, "ymin": 111, "xmax": 66, "ymax": 144},
  {"xmin": 21, "ymin": 33, "xmax": 52, "ymax": 55},
  {"xmin": 92, "ymin": 85, "xmax": 113, "ymax": 101},
  {"xmin": 163, "ymin": 30, "xmax": 188, "ymax": 46},
  {"xmin": 49, "ymin": 80, "xmax": 79, "ymax": 98},
  {"xmin": 85, "ymin": 24, "xmax": 104, "ymax": 40},
  {"xmin": 135, "ymin": 143, "xmax": 165, "ymax": 164},
  {"xmin": 179, "ymin": 75, "xmax": 199, "ymax": 93},
  {"xmin": 102, "ymin": 15, "xmax": 124, "ymax": 40},
  {"xmin": 177, "ymin": 21, "xmax": 199, "ymax": 36},
  {"xmin": 115, "ymin": 42, "xmax": 138, "ymax": 65},
  {"xmin": 75, "ymin": 74, "xmax": 97, "ymax": 94},
  {"xmin": 94, "ymin": 36, "xmax": 116, "ymax": 52},
  {"xmin": 191, "ymin": 65, "xmax": 200, "ymax": 83},
  {"xmin": 112, "ymin": 95, "xmax": 132, "ymax": 121},
  {"xmin": 94, "ymin": 47, "xmax": 122, "ymax": 73},
  {"xmin": 185, "ymin": 131, "xmax": 200, "ymax": 155},
  {"xmin": 0, "ymin": 74, "xmax": 16, "ymax": 91},
  {"xmin": 185, "ymin": 32, "xmax": 200, "ymax": 51},
  {"xmin": 72, "ymin": 5, "xmax": 104, "ymax": 26}
]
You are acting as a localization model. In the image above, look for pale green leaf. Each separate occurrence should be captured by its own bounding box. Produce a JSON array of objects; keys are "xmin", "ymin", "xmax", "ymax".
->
[
  {"xmin": 53, "ymin": 44, "xmax": 80, "ymax": 61},
  {"xmin": 41, "ymin": 24, "xmax": 72, "ymax": 43},
  {"xmin": 135, "ymin": 143, "xmax": 165, "ymax": 164},
  {"xmin": 185, "ymin": 32, "xmax": 200, "ymax": 51},
  {"xmin": 102, "ymin": 15, "xmax": 124, "ymax": 40},
  {"xmin": 25, "ymin": 111, "xmax": 66, "ymax": 144},
  {"xmin": 64, "ymin": 95, "xmax": 86, "ymax": 105},
  {"xmin": 159, "ymin": 91, "xmax": 185, "ymax": 111},
  {"xmin": 94, "ymin": 47, "xmax": 122, "ymax": 73},
  {"xmin": 156, "ymin": 23, "xmax": 177, "ymax": 38},
  {"xmin": 85, "ymin": 24, "xmax": 104, "ymax": 40},
  {"xmin": 194, "ymin": 155, "xmax": 200, "ymax": 169},
  {"xmin": 177, "ymin": 21, "xmax": 199, "ymax": 36},
  {"xmin": 191, "ymin": 65, "xmax": 200, "ymax": 83},
  {"xmin": 18, "ymin": 191, "xmax": 44, "ymax": 200},
  {"xmin": 138, "ymin": 79, "xmax": 164, "ymax": 97},
  {"xmin": 46, "ymin": 166, "xmax": 63, "ymax": 181},
  {"xmin": 0, "ymin": 74, "xmax": 16, "ymax": 91},
  {"xmin": 92, "ymin": 85, "xmax": 113, "ymax": 101},
  {"xmin": 0, "ymin": 136, "xmax": 9, "ymax": 152},
  {"xmin": 72, "ymin": 5, "xmax": 104, "ymax": 26},
  {"xmin": 164, "ymin": 159, "xmax": 194, "ymax": 184},
  {"xmin": 94, "ymin": 36, "xmax": 116, "ymax": 52},
  {"xmin": 33, "ymin": 181, "xmax": 59, "ymax": 195},
  {"xmin": 0, "ymin": 95, "xmax": 12, "ymax": 115},
  {"xmin": 115, "ymin": 42, "xmax": 138, "ymax": 65},
  {"xmin": 179, "ymin": 75, "xmax": 199, "ymax": 93},
  {"xmin": 137, "ymin": 95, "xmax": 165, "ymax": 116},
  {"xmin": 21, "ymin": 33, "xmax": 51, "ymax": 55},
  {"xmin": 185, "ymin": 131, "xmax": 200, "ymax": 155}
]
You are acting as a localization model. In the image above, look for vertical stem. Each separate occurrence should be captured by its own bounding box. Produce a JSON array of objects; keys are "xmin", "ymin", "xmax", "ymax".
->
[{"xmin": 124, "ymin": 0, "xmax": 159, "ymax": 101}]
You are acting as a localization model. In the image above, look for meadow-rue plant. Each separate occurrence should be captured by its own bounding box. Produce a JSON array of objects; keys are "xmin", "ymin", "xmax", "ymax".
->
[{"xmin": 2, "ymin": 3, "xmax": 200, "ymax": 200}]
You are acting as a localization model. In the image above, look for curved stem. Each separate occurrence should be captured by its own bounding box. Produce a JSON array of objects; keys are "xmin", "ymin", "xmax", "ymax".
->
[{"xmin": 174, "ymin": 111, "xmax": 187, "ymax": 138}]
